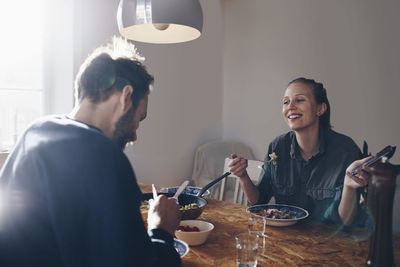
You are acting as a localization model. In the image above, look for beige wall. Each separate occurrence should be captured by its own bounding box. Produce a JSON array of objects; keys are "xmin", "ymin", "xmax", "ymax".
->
[
  {"xmin": 72, "ymin": 0, "xmax": 224, "ymax": 187},
  {"xmin": 125, "ymin": 1, "xmax": 224, "ymax": 186},
  {"xmin": 221, "ymin": 0, "xmax": 400, "ymax": 233}
]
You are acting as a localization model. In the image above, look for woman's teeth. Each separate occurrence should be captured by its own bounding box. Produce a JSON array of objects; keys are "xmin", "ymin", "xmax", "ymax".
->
[{"xmin": 288, "ymin": 114, "xmax": 301, "ymax": 119}]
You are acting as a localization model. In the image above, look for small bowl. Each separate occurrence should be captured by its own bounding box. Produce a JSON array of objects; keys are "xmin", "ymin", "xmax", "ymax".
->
[
  {"xmin": 174, "ymin": 238, "xmax": 189, "ymax": 258},
  {"xmin": 175, "ymin": 220, "xmax": 214, "ymax": 246},
  {"xmin": 160, "ymin": 186, "xmax": 211, "ymax": 197}
]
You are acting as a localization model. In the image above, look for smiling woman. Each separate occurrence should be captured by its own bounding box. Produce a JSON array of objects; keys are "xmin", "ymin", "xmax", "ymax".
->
[
  {"xmin": 0, "ymin": 0, "xmax": 44, "ymax": 151},
  {"xmin": 228, "ymin": 77, "xmax": 370, "ymax": 229}
]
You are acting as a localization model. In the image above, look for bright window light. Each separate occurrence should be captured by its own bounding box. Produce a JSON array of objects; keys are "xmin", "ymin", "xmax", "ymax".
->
[{"xmin": 0, "ymin": 0, "xmax": 45, "ymax": 151}]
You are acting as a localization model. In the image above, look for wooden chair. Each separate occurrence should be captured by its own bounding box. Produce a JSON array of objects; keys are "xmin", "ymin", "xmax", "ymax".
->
[
  {"xmin": 220, "ymin": 158, "xmax": 263, "ymax": 204},
  {"xmin": 191, "ymin": 140, "xmax": 254, "ymax": 199}
]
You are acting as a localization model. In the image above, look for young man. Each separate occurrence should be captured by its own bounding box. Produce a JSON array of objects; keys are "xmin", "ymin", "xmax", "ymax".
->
[{"xmin": 0, "ymin": 37, "xmax": 181, "ymax": 266}]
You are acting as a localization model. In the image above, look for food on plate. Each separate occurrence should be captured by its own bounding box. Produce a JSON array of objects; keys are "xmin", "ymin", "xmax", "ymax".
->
[
  {"xmin": 177, "ymin": 225, "xmax": 200, "ymax": 232},
  {"xmin": 140, "ymin": 200, "xmax": 199, "ymax": 211},
  {"xmin": 258, "ymin": 208, "xmax": 295, "ymax": 219},
  {"xmin": 179, "ymin": 203, "xmax": 199, "ymax": 211}
]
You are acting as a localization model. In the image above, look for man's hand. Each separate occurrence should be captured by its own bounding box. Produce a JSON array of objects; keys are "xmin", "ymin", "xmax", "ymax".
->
[
  {"xmin": 228, "ymin": 154, "xmax": 248, "ymax": 179},
  {"xmin": 344, "ymin": 156, "xmax": 373, "ymax": 189},
  {"xmin": 147, "ymin": 195, "xmax": 181, "ymax": 235}
]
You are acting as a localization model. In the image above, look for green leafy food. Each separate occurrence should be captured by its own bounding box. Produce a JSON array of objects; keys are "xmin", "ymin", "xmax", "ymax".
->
[{"xmin": 140, "ymin": 201, "xmax": 199, "ymax": 211}]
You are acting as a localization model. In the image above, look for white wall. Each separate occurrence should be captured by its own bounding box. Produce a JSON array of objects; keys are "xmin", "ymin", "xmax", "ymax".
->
[
  {"xmin": 44, "ymin": 0, "xmax": 74, "ymax": 115},
  {"xmin": 73, "ymin": 0, "xmax": 224, "ymax": 187},
  {"xmin": 126, "ymin": 1, "xmax": 224, "ymax": 186},
  {"xmin": 222, "ymin": 0, "xmax": 400, "ymax": 233}
]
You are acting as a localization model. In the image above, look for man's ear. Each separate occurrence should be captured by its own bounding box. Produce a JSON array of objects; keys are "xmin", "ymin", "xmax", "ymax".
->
[{"xmin": 120, "ymin": 85, "xmax": 133, "ymax": 113}]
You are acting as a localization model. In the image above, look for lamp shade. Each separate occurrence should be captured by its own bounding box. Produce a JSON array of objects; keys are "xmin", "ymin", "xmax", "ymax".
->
[{"xmin": 117, "ymin": 0, "xmax": 203, "ymax": 44}]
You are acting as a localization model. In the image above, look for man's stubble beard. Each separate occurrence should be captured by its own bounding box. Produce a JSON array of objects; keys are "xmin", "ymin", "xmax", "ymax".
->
[{"xmin": 111, "ymin": 106, "xmax": 135, "ymax": 150}]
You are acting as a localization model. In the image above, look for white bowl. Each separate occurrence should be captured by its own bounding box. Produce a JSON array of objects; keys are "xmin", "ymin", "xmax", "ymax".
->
[{"xmin": 175, "ymin": 220, "xmax": 214, "ymax": 246}]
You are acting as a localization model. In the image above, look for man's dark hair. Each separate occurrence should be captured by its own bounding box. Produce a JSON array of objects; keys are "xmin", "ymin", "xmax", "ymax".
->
[
  {"xmin": 287, "ymin": 77, "xmax": 332, "ymax": 130},
  {"xmin": 74, "ymin": 37, "xmax": 154, "ymax": 110}
]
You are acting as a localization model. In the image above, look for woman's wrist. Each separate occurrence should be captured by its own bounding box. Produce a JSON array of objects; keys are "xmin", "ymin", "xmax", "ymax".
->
[
  {"xmin": 343, "ymin": 183, "xmax": 358, "ymax": 198},
  {"xmin": 239, "ymin": 172, "xmax": 251, "ymax": 181},
  {"xmin": 342, "ymin": 183, "xmax": 358, "ymax": 208},
  {"xmin": 239, "ymin": 173, "xmax": 259, "ymax": 204},
  {"xmin": 343, "ymin": 182, "xmax": 357, "ymax": 191}
]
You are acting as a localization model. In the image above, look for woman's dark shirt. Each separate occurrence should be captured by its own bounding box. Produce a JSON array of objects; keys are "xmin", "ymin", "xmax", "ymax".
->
[{"xmin": 256, "ymin": 129, "xmax": 361, "ymax": 225}]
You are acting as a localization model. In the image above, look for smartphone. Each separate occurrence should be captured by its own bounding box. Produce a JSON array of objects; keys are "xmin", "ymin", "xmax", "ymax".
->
[{"xmin": 351, "ymin": 145, "xmax": 396, "ymax": 176}]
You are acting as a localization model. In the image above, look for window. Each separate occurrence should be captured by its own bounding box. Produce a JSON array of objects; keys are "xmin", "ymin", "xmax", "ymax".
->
[{"xmin": 0, "ymin": 1, "xmax": 44, "ymax": 151}]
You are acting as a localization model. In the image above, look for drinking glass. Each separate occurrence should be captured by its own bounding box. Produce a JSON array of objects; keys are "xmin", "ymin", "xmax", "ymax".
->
[
  {"xmin": 247, "ymin": 211, "xmax": 266, "ymax": 255},
  {"xmin": 247, "ymin": 212, "xmax": 265, "ymax": 236},
  {"xmin": 235, "ymin": 233, "xmax": 259, "ymax": 267}
]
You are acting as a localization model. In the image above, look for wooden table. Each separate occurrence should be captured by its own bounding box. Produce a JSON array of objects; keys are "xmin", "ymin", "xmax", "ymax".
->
[{"xmin": 140, "ymin": 183, "xmax": 400, "ymax": 266}]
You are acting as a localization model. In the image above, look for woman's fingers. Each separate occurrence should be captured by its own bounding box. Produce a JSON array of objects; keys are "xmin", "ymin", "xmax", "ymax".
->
[
  {"xmin": 229, "ymin": 156, "xmax": 242, "ymax": 167},
  {"xmin": 230, "ymin": 158, "xmax": 247, "ymax": 169},
  {"xmin": 344, "ymin": 156, "xmax": 375, "ymax": 189},
  {"xmin": 357, "ymin": 168, "xmax": 371, "ymax": 184},
  {"xmin": 229, "ymin": 157, "xmax": 248, "ymax": 177},
  {"xmin": 346, "ymin": 165, "xmax": 371, "ymax": 187},
  {"xmin": 349, "ymin": 171, "xmax": 366, "ymax": 185},
  {"xmin": 346, "ymin": 156, "xmax": 373, "ymax": 173},
  {"xmin": 229, "ymin": 156, "xmax": 247, "ymax": 167}
]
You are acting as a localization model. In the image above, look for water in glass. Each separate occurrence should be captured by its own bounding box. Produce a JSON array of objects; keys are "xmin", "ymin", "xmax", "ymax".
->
[{"xmin": 235, "ymin": 233, "xmax": 258, "ymax": 267}]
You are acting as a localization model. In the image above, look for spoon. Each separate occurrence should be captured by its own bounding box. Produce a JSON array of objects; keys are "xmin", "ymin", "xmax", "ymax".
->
[
  {"xmin": 197, "ymin": 172, "xmax": 231, "ymax": 197},
  {"xmin": 173, "ymin": 180, "xmax": 190, "ymax": 201}
]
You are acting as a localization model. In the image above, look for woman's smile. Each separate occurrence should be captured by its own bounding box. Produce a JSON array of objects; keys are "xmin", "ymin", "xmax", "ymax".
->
[{"xmin": 282, "ymin": 82, "xmax": 321, "ymax": 132}]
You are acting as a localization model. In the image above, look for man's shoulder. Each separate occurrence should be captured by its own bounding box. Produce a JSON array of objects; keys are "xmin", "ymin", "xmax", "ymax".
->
[
  {"xmin": 12, "ymin": 115, "xmax": 133, "ymax": 181},
  {"xmin": 20, "ymin": 115, "xmax": 122, "ymax": 160},
  {"xmin": 27, "ymin": 115, "xmax": 109, "ymax": 144},
  {"xmin": 30, "ymin": 115, "xmax": 101, "ymax": 134}
]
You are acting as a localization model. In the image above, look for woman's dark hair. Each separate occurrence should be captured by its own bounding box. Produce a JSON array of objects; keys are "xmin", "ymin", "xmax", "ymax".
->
[
  {"xmin": 74, "ymin": 37, "xmax": 154, "ymax": 111},
  {"xmin": 287, "ymin": 77, "xmax": 332, "ymax": 130}
]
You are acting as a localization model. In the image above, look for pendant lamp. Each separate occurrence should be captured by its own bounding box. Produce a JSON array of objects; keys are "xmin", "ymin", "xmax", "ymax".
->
[{"xmin": 117, "ymin": 0, "xmax": 203, "ymax": 44}]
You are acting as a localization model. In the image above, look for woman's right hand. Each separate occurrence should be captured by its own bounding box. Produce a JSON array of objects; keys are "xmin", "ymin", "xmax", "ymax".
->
[{"xmin": 229, "ymin": 154, "xmax": 249, "ymax": 179}]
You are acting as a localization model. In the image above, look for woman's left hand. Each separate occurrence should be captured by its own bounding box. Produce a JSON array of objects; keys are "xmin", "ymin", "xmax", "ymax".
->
[{"xmin": 344, "ymin": 156, "xmax": 373, "ymax": 189}]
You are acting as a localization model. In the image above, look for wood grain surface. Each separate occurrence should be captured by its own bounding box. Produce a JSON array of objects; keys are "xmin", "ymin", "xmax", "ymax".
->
[{"xmin": 140, "ymin": 183, "xmax": 400, "ymax": 266}]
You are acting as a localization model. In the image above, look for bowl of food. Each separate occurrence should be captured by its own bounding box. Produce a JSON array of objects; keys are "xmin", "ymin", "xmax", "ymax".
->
[
  {"xmin": 141, "ymin": 193, "xmax": 208, "ymax": 220},
  {"xmin": 160, "ymin": 186, "xmax": 211, "ymax": 197},
  {"xmin": 175, "ymin": 220, "xmax": 214, "ymax": 246},
  {"xmin": 246, "ymin": 204, "xmax": 309, "ymax": 227}
]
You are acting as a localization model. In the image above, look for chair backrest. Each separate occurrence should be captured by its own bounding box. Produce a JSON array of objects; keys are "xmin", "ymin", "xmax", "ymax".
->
[
  {"xmin": 221, "ymin": 158, "xmax": 263, "ymax": 204},
  {"xmin": 191, "ymin": 140, "xmax": 254, "ymax": 199}
]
